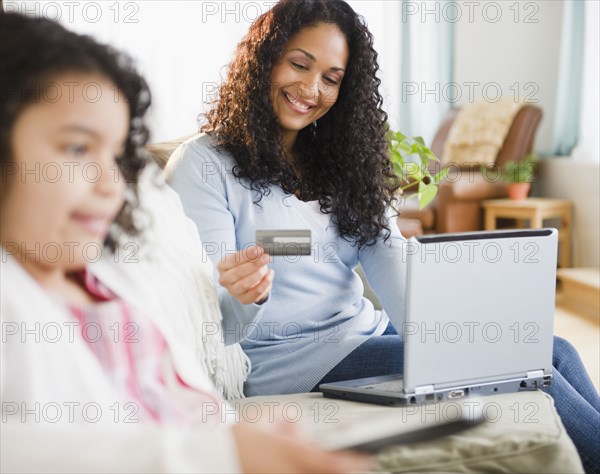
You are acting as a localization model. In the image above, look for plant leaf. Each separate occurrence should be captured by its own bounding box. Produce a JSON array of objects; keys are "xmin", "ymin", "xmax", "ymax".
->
[
  {"xmin": 432, "ymin": 167, "xmax": 450, "ymax": 184},
  {"xmin": 418, "ymin": 182, "xmax": 438, "ymax": 209}
]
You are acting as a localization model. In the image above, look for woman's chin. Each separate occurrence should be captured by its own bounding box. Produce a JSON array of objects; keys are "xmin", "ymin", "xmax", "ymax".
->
[{"xmin": 279, "ymin": 118, "xmax": 312, "ymax": 134}]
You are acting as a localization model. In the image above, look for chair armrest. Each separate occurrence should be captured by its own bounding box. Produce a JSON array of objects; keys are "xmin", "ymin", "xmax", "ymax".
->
[{"xmin": 437, "ymin": 170, "xmax": 507, "ymax": 203}]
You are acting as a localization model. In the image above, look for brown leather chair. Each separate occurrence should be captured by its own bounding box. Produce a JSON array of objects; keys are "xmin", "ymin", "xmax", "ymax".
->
[{"xmin": 397, "ymin": 105, "xmax": 543, "ymax": 237}]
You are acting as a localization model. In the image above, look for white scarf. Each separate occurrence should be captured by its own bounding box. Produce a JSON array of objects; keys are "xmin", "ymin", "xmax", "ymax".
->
[{"xmin": 92, "ymin": 163, "xmax": 250, "ymax": 399}]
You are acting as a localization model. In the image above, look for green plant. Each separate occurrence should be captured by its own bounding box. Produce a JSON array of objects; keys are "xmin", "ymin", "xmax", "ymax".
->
[
  {"xmin": 386, "ymin": 130, "xmax": 449, "ymax": 209},
  {"xmin": 481, "ymin": 153, "xmax": 537, "ymax": 184}
]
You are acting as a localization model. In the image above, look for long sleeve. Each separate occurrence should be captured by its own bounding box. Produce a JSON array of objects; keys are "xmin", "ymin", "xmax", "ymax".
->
[
  {"xmin": 1, "ymin": 422, "xmax": 240, "ymax": 473},
  {"xmin": 164, "ymin": 137, "xmax": 267, "ymax": 345},
  {"xmin": 0, "ymin": 253, "xmax": 243, "ymax": 474},
  {"xmin": 164, "ymin": 134, "xmax": 395, "ymax": 395},
  {"xmin": 358, "ymin": 208, "xmax": 408, "ymax": 334}
]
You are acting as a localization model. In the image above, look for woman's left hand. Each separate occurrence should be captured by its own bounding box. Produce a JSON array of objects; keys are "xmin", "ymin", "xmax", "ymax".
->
[{"xmin": 216, "ymin": 245, "xmax": 274, "ymax": 305}]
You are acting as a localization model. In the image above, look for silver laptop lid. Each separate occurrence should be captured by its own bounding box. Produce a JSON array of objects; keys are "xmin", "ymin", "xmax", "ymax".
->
[{"xmin": 402, "ymin": 229, "xmax": 557, "ymax": 392}]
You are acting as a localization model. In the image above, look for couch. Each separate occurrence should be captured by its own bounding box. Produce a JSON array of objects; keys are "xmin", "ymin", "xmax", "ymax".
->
[{"xmin": 146, "ymin": 136, "xmax": 583, "ymax": 473}]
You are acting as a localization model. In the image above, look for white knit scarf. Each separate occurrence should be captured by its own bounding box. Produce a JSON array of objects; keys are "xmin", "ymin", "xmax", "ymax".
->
[{"xmin": 93, "ymin": 164, "xmax": 250, "ymax": 400}]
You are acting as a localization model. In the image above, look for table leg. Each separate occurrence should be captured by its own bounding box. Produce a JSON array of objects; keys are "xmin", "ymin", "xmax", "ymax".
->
[
  {"xmin": 485, "ymin": 209, "xmax": 497, "ymax": 230},
  {"xmin": 560, "ymin": 208, "xmax": 572, "ymax": 267},
  {"xmin": 531, "ymin": 210, "xmax": 543, "ymax": 228}
]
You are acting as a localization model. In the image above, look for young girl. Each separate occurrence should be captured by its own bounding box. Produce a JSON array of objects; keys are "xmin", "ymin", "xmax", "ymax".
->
[
  {"xmin": 164, "ymin": 0, "xmax": 600, "ymax": 472},
  {"xmin": 0, "ymin": 12, "xmax": 371, "ymax": 473}
]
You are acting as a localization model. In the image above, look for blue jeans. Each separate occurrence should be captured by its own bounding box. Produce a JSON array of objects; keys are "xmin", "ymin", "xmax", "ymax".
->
[{"xmin": 313, "ymin": 323, "xmax": 600, "ymax": 474}]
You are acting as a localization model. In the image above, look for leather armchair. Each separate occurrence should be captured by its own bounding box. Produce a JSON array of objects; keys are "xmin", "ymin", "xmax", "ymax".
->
[{"xmin": 397, "ymin": 105, "xmax": 543, "ymax": 236}]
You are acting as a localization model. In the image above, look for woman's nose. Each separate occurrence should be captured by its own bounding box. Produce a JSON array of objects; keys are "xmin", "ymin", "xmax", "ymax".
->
[{"xmin": 299, "ymin": 76, "xmax": 320, "ymax": 103}]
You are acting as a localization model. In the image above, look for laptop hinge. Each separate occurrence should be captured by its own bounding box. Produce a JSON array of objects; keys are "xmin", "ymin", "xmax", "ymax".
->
[
  {"xmin": 414, "ymin": 384, "xmax": 434, "ymax": 395},
  {"xmin": 526, "ymin": 370, "xmax": 544, "ymax": 379}
]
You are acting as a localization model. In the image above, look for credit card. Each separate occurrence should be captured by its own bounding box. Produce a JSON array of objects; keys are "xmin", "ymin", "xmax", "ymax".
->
[{"xmin": 256, "ymin": 230, "xmax": 312, "ymax": 256}]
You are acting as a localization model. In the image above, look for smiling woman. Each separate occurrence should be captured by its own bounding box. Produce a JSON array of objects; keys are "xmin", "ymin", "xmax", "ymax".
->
[
  {"xmin": 165, "ymin": 0, "xmax": 405, "ymax": 397},
  {"xmin": 198, "ymin": 0, "xmax": 399, "ymax": 245}
]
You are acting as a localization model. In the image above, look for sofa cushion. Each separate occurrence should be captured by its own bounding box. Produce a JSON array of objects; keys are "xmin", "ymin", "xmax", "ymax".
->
[
  {"xmin": 147, "ymin": 134, "xmax": 197, "ymax": 168},
  {"xmin": 231, "ymin": 391, "xmax": 583, "ymax": 473}
]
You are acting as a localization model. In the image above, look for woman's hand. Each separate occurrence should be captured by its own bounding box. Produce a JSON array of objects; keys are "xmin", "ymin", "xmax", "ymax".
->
[
  {"xmin": 216, "ymin": 245, "xmax": 274, "ymax": 305},
  {"xmin": 232, "ymin": 421, "xmax": 374, "ymax": 474}
]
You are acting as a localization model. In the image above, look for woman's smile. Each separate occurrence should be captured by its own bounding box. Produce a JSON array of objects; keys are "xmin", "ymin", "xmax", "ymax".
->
[{"xmin": 282, "ymin": 89, "xmax": 317, "ymax": 114}]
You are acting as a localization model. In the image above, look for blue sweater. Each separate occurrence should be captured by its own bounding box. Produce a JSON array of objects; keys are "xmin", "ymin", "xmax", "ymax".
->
[{"xmin": 164, "ymin": 134, "xmax": 407, "ymax": 395}]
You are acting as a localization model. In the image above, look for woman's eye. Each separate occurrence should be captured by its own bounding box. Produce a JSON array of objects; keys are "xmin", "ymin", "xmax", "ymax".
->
[
  {"xmin": 324, "ymin": 76, "xmax": 339, "ymax": 86},
  {"xmin": 291, "ymin": 62, "xmax": 308, "ymax": 70}
]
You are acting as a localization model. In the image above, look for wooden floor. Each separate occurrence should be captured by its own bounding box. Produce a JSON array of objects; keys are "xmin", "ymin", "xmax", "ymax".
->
[{"xmin": 554, "ymin": 303, "xmax": 600, "ymax": 391}]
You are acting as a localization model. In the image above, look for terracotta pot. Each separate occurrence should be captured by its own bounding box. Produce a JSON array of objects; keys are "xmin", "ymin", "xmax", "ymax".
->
[{"xmin": 507, "ymin": 182, "xmax": 531, "ymax": 200}]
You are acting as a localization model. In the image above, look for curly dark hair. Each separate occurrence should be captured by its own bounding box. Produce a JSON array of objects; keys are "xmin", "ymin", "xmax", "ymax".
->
[
  {"xmin": 0, "ymin": 12, "xmax": 152, "ymax": 250},
  {"xmin": 202, "ymin": 0, "xmax": 399, "ymax": 247}
]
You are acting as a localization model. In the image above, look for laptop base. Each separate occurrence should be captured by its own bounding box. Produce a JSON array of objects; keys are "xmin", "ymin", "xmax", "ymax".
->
[{"xmin": 320, "ymin": 373, "xmax": 552, "ymax": 406}]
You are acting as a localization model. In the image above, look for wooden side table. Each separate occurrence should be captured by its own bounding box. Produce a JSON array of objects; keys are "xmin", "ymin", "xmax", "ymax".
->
[{"xmin": 482, "ymin": 198, "xmax": 572, "ymax": 267}]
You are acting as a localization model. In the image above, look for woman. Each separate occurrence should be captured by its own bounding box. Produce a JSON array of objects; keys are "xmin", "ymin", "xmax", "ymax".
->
[
  {"xmin": 0, "ymin": 12, "xmax": 370, "ymax": 473},
  {"xmin": 164, "ymin": 0, "xmax": 600, "ymax": 472}
]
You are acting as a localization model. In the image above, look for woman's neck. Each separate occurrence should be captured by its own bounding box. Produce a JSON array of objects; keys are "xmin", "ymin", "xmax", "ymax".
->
[{"xmin": 281, "ymin": 129, "xmax": 298, "ymax": 162}]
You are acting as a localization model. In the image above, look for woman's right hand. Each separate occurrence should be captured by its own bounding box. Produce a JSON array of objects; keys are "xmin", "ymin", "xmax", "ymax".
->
[
  {"xmin": 216, "ymin": 245, "xmax": 274, "ymax": 305},
  {"xmin": 232, "ymin": 421, "xmax": 374, "ymax": 474}
]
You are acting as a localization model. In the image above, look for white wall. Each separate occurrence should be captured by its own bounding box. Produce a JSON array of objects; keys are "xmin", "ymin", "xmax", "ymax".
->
[
  {"xmin": 454, "ymin": 0, "xmax": 564, "ymax": 153},
  {"xmin": 572, "ymin": 0, "xmax": 600, "ymax": 164},
  {"xmin": 534, "ymin": 159, "xmax": 600, "ymax": 268},
  {"xmin": 348, "ymin": 1, "xmax": 403, "ymax": 132}
]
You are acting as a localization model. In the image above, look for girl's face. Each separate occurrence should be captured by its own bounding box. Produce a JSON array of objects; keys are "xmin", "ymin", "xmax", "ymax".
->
[
  {"xmin": 1, "ymin": 73, "xmax": 129, "ymax": 273},
  {"xmin": 270, "ymin": 22, "xmax": 349, "ymax": 142}
]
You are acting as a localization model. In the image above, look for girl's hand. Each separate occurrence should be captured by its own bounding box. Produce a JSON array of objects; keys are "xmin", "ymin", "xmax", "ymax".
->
[
  {"xmin": 216, "ymin": 245, "xmax": 274, "ymax": 305},
  {"xmin": 232, "ymin": 421, "xmax": 374, "ymax": 474}
]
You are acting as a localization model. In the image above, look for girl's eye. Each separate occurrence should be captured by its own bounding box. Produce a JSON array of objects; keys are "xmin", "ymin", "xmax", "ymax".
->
[
  {"xmin": 324, "ymin": 76, "xmax": 339, "ymax": 86},
  {"xmin": 291, "ymin": 62, "xmax": 308, "ymax": 70},
  {"xmin": 65, "ymin": 144, "xmax": 89, "ymax": 157}
]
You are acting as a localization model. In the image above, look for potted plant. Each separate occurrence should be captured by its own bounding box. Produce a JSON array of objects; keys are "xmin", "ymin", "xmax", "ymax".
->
[
  {"xmin": 386, "ymin": 129, "xmax": 449, "ymax": 209},
  {"xmin": 482, "ymin": 153, "xmax": 537, "ymax": 201}
]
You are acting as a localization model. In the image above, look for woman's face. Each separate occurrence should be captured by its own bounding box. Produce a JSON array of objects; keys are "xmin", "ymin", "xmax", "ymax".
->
[
  {"xmin": 1, "ymin": 73, "xmax": 128, "ymax": 273},
  {"xmin": 270, "ymin": 22, "xmax": 349, "ymax": 141}
]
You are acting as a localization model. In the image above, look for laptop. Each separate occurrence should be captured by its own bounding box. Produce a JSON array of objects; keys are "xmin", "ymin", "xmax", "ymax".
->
[{"xmin": 320, "ymin": 228, "xmax": 558, "ymax": 405}]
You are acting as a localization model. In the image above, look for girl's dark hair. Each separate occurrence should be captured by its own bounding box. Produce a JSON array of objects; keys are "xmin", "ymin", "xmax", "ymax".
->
[
  {"xmin": 202, "ymin": 0, "xmax": 399, "ymax": 247},
  {"xmin": 0, "ymin": 12, "xmax": 151, "ymax": 250}
]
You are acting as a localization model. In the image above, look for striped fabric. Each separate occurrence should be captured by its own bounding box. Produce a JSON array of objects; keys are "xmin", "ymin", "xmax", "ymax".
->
[{"xmin": 69, "ymin": 269, "xmax": 222, "ymax": 424}]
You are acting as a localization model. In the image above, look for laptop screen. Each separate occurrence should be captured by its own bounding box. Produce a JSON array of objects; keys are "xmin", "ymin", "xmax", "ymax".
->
[{"xmin": 402, "ymin": 229, "xmax": 557, "ymax": 391}]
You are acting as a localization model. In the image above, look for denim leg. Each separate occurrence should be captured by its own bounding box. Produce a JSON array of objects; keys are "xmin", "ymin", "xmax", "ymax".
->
[
  {"xmin": 311, "ymin": 323, "xmax": 403, "ymax": 391},
  {"xmin": 552, "ymin": 336, "xmax": 600, "ymax": 411},
  {"xmin": 544, "ymin": 336, "xmax": 600, "ymax": 474},
  {"xmin": 543, "ymin": 368, "xmax": 600, "ymax": 474}
]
